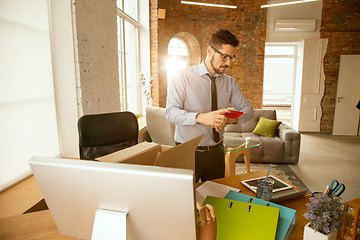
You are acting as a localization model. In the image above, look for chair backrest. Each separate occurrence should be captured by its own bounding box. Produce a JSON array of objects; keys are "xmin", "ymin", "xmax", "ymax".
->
[
  {"xmin": 78, "ymin": 111, "xmax": 138, "ymax": 160},
  {"xmin": 145, "ymin": 106, "xmax": 176, "ymax": 146}
]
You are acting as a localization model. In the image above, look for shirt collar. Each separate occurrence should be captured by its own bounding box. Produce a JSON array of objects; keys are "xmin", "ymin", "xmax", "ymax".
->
[{"xmin": 199, "ymin": 61, "xmax": 222, "ymax": 78}]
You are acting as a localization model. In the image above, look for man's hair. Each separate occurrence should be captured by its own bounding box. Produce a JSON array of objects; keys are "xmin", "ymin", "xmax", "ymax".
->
[{"xmin": 208, "ymin": 29, "xmax": 239, "ymax": 48}]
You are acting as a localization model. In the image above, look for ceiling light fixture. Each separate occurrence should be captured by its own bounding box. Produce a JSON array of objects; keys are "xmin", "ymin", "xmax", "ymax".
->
[
  {"xmin": 261, "ymin": 0, "xmax": 318, "ymax": 8},
  {"xmin": 181, "ymin": 1, "xmax": 237, "ymax": 9}
]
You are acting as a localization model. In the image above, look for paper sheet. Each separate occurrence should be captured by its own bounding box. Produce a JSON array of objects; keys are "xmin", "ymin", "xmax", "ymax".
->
[{"xmin": 195, "ymin": 181, "xmax": 240, "ymax": 205}]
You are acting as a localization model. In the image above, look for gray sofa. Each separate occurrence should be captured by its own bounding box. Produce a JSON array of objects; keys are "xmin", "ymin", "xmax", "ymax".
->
[{"xmin": 223, "ymin": 109, "xmax": 300, "ymax": 164}]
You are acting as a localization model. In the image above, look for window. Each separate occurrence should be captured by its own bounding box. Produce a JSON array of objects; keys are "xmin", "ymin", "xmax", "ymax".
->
[
  {"xmin": 167, "ymin": 38, "xmax": 189, "ymax": 87},
  {"xmin": 263, "ymin": 44, "xmax": 297, "ymax": 108},
  {"xmin": 0, "ymin": 0, "xmax": 61, "ymax": 191},
  {"xmin": 117, "ymin": 0, "xmax": 141, "ymax": 114}
]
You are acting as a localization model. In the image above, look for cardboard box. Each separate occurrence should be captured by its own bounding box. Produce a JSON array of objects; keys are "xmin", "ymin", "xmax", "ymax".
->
[{"xmin": 96, "ymin": 135, "xmax": 203, "ymax": 171}]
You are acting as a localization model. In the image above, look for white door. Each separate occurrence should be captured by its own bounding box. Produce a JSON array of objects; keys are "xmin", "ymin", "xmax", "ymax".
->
[
  {"xmin": 333, "ymin": 55, "xmax": 360, "ymax": 136},
  {"xmin": 298, "ymin": 39, "xmax": 328, "ymax": 132}
]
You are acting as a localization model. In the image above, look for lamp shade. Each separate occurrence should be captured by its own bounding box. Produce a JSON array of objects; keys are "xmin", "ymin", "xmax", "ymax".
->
[{"xmin": 357, "ymin": 100, "xmax": 360, "ymax": 110}]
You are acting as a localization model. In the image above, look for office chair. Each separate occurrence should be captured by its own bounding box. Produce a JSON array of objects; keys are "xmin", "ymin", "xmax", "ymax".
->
[
  {"xmin": 78, "ymin": 111, "xmax": 138, "ymax": 160},
  {"xmin": 145, "ymin": 106, "xmax": 176, "ymax": 146}
]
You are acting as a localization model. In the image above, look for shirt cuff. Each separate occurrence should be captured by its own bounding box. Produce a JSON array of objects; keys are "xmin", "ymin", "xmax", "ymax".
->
[{"xmin": 187, "ymin": 112, "xmax": 199, "ymax": 125}]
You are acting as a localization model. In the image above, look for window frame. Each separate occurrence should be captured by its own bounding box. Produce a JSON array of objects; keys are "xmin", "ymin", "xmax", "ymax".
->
[{"xmin": 117, "ymin": 1, "xmax": 142, "ymax": 114}]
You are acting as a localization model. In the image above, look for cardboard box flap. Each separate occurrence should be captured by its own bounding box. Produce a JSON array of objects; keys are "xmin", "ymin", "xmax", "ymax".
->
[
  {"xmin": 154, "ymin": 135, "xmax": 203, "ymax": 171},
  {"xmin": 96, "ymin": 142, "xmax": 161, "ymax": 165}
]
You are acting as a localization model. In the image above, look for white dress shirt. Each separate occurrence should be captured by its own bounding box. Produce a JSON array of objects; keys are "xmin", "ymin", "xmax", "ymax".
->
[{"xmin": 165, "ymin": 61, "xmax": 255, "ymax": 146}]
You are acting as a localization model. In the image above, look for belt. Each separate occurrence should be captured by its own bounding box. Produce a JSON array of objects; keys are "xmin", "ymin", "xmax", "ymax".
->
[
  {"xmin": 195, "ymin": 141, "xmax": 223, "ymax": 152},
  {"xmin": 175, "ymin": 141, "xmax": 223, "ymax": 152}
]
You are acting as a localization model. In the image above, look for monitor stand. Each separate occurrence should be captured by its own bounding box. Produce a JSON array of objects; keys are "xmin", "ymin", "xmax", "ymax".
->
[{"xmin": 91, "ymin": 209, "xmax": 128, "ymax": 240}]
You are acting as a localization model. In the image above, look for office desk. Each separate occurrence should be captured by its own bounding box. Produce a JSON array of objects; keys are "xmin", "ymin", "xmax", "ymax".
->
[{"xmin": 0, "ymin": 170, "xmax": 347, "ymax": 240}]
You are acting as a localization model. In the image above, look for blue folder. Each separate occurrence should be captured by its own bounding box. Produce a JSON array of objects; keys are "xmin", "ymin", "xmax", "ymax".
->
[{"xmin": 225, "ymin": 191, "xmax": 297, "ymax": 240}]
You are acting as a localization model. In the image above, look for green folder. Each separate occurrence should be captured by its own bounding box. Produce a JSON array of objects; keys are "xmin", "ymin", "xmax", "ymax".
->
[
  {"xmin": 203, "ymin": 196, "xmax": 280, "ymax": 240},
  {"xmin": 225, "ymin": 191, "xmax": 297, "ymax": 240}
]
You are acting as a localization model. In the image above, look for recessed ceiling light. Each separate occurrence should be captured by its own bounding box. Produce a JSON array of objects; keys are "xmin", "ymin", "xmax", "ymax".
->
[{"xmin": 181, "ymin": 1, "xmax": 237, "ymax": 9}]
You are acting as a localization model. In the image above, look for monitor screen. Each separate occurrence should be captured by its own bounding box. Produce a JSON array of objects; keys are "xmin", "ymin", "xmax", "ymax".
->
[{"xmin": 29, "ymin": 157, "xmax": 197, "ymax": 240}]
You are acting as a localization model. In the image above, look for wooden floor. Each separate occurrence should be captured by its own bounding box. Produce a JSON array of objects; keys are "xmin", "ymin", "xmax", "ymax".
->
[{"xmin": 0, "ymin": 176, "xmax": 43, "ymax": 218}]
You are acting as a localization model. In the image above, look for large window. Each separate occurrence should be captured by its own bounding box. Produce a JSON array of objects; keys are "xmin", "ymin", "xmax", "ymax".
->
[
  {"xmin": 0, "ymin": 0, "xmax": 61, "ymax": 191},
  {"xmin": 117, "ymin": 0, "xmax": 141, "ymax": 114}
]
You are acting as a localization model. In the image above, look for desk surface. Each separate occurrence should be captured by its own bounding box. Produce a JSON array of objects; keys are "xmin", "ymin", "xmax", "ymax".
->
[{"xmin": 0, "ymin": 170, "xmax": 347, "ymax": 240}]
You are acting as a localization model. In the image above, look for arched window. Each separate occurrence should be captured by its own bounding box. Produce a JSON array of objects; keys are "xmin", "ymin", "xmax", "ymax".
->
[{"xmin": 167, "ymin": 38, "xmax": 190, "ymax": 86}]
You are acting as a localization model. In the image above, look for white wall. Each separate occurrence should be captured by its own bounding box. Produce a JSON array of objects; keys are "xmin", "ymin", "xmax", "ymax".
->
[
  {"xmin": 0, "ymin": 0, "xmax": 61, "ymax": 191},
  {"xmin": 266, "ymin": 1, "xmax": 323, "ymax": 42},
  {"xmin": 48, "ymin": 0, "xmax": 79, "ymax": 158},
  {"xmin": 265, "ymin": 1, "xmax": 324, "ymax": 131}
]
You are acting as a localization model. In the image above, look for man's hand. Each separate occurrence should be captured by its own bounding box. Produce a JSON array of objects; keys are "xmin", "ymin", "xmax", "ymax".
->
[
  {"xmin": 196, "ymin": 109, "xmax": 238, "ymax": 132},
  {"xmin": 197, "ymin": 202, "xmax": 217, "ymax": 240}
]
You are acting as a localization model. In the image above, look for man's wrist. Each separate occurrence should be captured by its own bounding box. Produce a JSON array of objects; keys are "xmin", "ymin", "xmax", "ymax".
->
[{"xmin": 195, "ymin": 113, "xmax": 201, "ymax": 124}]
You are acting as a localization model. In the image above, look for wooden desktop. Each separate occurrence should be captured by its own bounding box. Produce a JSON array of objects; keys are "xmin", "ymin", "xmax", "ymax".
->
[{"xmin": 0, "ymin": 170, "xmax": 347, "ymax": 240}]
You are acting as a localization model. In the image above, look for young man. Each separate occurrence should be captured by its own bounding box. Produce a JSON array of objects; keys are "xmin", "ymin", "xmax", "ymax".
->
[{"xmin": 165, "ymin": 29, "xmax": 255, "ymax": 182}]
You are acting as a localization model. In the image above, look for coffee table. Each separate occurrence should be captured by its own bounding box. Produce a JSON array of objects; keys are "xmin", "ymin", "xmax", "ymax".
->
[{"xmin": 224, "ymin": 141, "xmax": 261, "ymax": 176}]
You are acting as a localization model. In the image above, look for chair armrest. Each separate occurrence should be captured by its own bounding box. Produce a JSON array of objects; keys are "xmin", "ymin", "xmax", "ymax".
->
[{"xmin": 278, "ymin": 123, "xmax": 301, "ymax": 164}]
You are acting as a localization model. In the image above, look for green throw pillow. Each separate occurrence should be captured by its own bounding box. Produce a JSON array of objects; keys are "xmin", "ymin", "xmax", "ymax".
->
[{"xmin": 252, "ymin": 117, "xmax": 282, "ymax": 138}]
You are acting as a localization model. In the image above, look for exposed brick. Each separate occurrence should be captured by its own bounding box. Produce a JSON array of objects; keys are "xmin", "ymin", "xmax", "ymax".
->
[
  {"xmin": 74, "ymin": 0, "xmax": 120, "ymax": 115},
  {"xmin": 320, "ymin": 0, "xmax": 360, "ymax": 132},
  {"xmin": 150, "ymin": 0, "xmax": 266, "ymax": 109}
]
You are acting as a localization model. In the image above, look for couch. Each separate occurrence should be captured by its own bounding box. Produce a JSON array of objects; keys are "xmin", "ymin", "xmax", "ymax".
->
[{"xmin": 223, "ymin": 109, "xmax": 300, "ymax": 164}]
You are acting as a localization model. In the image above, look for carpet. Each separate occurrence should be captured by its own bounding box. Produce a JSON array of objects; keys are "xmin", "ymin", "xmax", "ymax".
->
[{"xmin": 236, "ymin": 163, "xmax": 311, "ymax": 193}]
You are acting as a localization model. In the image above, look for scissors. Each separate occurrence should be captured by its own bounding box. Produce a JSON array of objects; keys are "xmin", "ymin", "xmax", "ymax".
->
[{"xmin": 326, "ymin": 180, "xmax": 345, "ymax": 197}]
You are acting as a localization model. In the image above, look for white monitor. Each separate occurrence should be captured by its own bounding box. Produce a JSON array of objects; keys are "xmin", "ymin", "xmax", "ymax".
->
[{"xmin": 29, "ymin": 156, "xmax": 197, "ymax": 240}]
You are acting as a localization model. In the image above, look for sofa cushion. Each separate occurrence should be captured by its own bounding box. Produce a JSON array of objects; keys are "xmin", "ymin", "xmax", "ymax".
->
[
  {"xmin": 242, "ymin": 109, "xmax": 277, "ymax": 132},
  {"xmin": 252, "ymin": 117, "xmax": 282, "ymax": 138}
]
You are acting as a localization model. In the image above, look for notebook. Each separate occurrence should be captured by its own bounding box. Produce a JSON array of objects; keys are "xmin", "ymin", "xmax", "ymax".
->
[
  {"xmin": 203, "ymin": 196, "xmax": 280, "ymax": 240},
  {"xmin": 225, "ymin": 191, "xmax": 297, "ymax": 240}
]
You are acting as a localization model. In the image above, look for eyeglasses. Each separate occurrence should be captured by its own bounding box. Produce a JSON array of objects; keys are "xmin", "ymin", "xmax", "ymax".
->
[{"xmin": 211, "ymin": 46, "xmax": 237, "ymax": 63}]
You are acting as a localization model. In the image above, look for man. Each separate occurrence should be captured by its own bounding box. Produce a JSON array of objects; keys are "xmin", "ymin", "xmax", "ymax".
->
[{"xmin": 165, "ymin": 29, "xmax": 255, "ymax": 182}]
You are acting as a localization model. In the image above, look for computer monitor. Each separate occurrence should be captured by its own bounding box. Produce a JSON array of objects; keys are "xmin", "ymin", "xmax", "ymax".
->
[{"xmin": 29, "ymin": 156, "xmax": 197, "ymax": 240}]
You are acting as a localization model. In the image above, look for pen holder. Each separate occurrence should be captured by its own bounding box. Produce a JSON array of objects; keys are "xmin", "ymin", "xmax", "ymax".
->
[{"xmin": 256, "ymin": 178, "xmax": 274, "ymax": 201}]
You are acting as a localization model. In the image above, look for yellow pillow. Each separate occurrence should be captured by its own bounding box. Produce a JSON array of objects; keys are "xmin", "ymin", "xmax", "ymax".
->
[{"xmin": 252, "ymin": 117, "xmax": 282, "ymax": 138}]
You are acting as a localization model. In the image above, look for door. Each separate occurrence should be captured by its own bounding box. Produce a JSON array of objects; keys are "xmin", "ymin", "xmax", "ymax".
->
[
  {"xmin": 333, "ymin": 55, "xmax": 360, "ymax": 136},
  {"xmin": 298, "ymin": 39, "xmax": 328, "ymax": 132}
]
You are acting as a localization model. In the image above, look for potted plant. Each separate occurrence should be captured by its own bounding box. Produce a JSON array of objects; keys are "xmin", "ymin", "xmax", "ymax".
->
[{"xmin": 303, "ymin": 194, "xmax": 344, "ymax": 240}]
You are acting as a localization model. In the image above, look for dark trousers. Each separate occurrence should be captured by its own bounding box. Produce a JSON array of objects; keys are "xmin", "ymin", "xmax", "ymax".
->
[{"xmin": 194, "ymin": 142, "xmax": 225, "ymax": 182}]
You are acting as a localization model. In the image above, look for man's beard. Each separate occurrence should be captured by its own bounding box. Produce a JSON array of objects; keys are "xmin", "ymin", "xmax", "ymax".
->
[{"xmin": 210, "ymin": 54, "xmax": 228, "ymax": 74}]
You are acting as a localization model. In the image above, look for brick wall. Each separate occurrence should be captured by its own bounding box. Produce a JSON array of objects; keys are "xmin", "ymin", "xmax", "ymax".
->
[
  {"xmin": 150, "ymin": 0, "xmax": 266, "ymax": 108},
  {"xmin": 74, "ymin": 0, "xmax": 120, "ymax": 115},
  {"xmin": 320, "ymin": 0, "xmax": 360, "ymax": 132}
]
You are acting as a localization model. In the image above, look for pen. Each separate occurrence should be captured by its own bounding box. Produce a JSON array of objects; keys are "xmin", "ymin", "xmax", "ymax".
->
[
  {"xmin": 324, "ymin": 186, "xmax": 329, "ymax": 195},
  {"xmin": 265, "ymin": 164, "xmax": 272, "ymax": 182}
]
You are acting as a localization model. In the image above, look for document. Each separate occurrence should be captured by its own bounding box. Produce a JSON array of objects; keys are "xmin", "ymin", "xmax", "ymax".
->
[{"xmin": 195, "ymin": 181, "xmax": 240, "ymax": 205}]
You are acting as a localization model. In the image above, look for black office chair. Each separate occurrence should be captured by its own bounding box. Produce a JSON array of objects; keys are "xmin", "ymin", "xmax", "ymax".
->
[{"xmin": 78, "ymin": 111, "xmax": 138, "ymax": 160}]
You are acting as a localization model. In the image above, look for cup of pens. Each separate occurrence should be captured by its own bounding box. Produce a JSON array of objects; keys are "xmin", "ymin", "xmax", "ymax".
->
[{"xmin": 256, "ymin": 178, "xmax": 274, "ymax": 201}]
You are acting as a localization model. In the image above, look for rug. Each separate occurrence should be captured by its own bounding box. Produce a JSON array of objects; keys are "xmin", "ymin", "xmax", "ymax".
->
[{"xmin": 236, "ymin": 163, "xmax": 311, "ymax": 193}]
